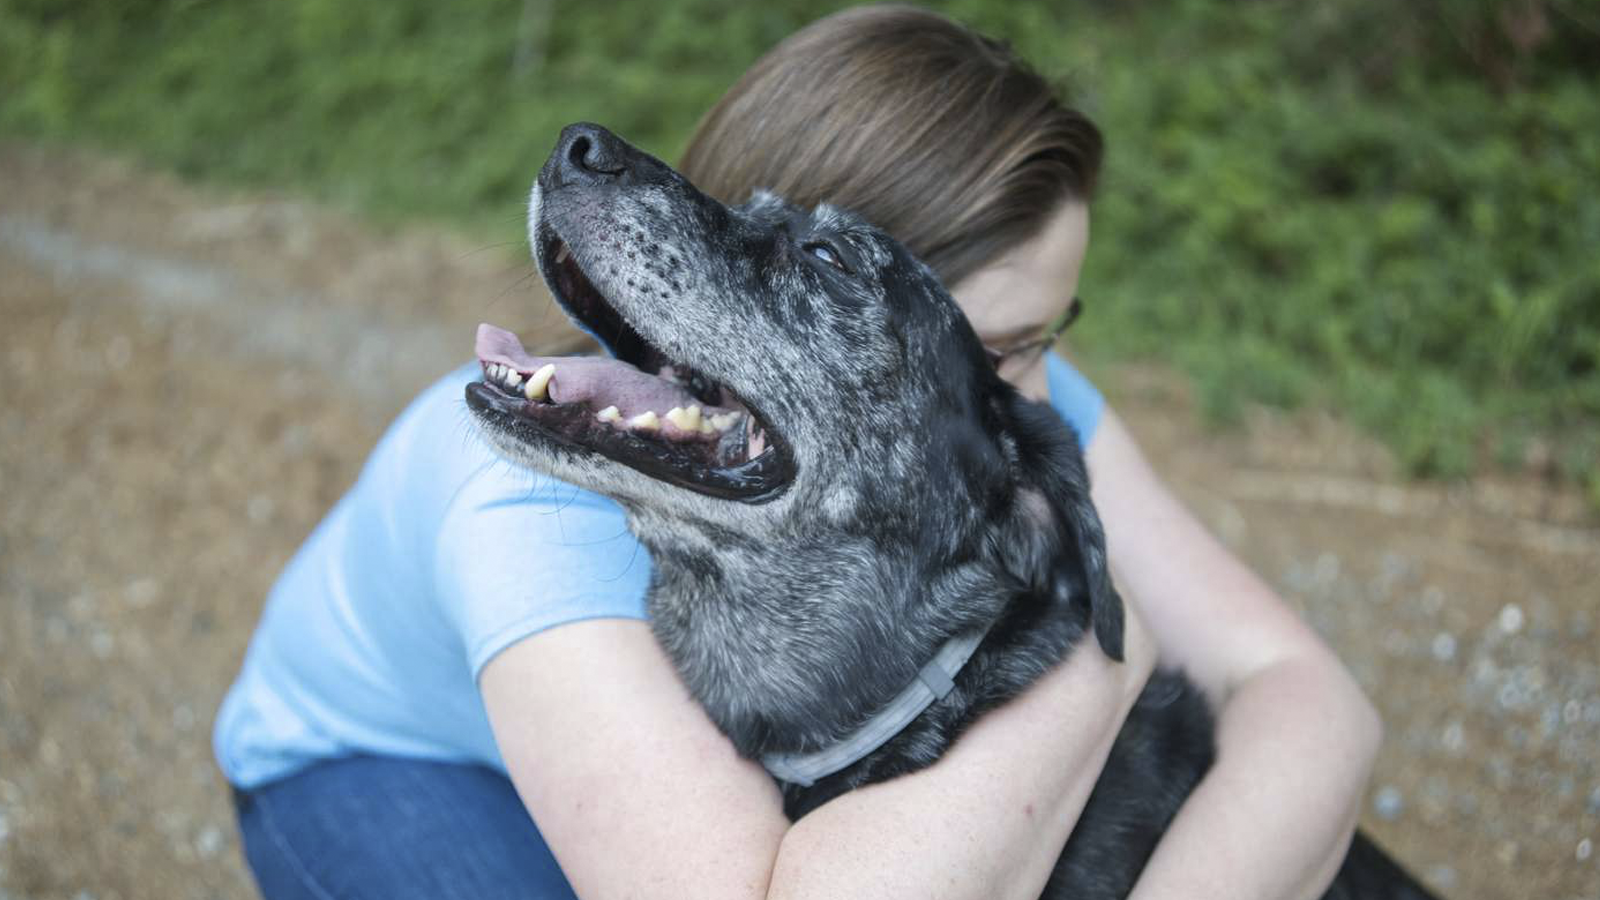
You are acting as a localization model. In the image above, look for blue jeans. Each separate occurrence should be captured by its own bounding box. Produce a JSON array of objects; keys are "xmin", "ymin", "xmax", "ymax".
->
[{"xmin": 233, "ymin": 754, "xmax": 580, "ymax": 900}]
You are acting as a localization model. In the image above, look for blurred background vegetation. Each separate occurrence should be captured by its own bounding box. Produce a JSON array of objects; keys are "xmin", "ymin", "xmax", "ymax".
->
[{"xmin": 3, "ymin": 0, "xmax": 1597, "ymax": 501}]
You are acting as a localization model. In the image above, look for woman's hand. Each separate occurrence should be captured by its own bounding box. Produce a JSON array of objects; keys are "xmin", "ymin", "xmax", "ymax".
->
[
  {"xmin": 1084, "ymin": 406, "xmax": 1383, "ymax": 900},
  {"xmin": 480, "ymin": 606, "xmax": 1156, "ymax": 900},
  {"xmin": 769, "ymin": 592, "xmax": 1158, "ymax": 900}
]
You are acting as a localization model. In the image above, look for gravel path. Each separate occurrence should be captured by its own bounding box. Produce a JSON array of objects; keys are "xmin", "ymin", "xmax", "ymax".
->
[{"xmin": 1, "ymin": 143, "xmax": 1595, "ymax": 900}]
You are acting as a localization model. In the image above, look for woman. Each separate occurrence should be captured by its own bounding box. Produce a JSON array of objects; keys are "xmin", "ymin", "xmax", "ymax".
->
[{"xmin": 216, "ymin": 6, "xmax": 1381, "ymax": 899}]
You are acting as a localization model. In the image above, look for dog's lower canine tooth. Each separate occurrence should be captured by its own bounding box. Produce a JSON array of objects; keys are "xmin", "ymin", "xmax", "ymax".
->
[
  {"xmin": 596, "ymin": 405, "xmax": 621, "ymax": 422},
  {"xmin": 524, "ymin": 363, "xmax": 556, "ymax": 401},
  {"xmin": 555, "ymin": 243, "xmax": 571, "ymax": 264},
  {"xmin": 629, "ymin": 410, "xmax": 660, "ymax": 431}
]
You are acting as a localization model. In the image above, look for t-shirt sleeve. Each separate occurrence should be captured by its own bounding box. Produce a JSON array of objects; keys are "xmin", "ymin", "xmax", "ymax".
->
[
  {"xmin": 433, "ymin": 466, "xmax": 651, "ymax": 679},
  {"xmin": 1044, "ymin": 350, "xmax": 1105, "ymax": 446}
]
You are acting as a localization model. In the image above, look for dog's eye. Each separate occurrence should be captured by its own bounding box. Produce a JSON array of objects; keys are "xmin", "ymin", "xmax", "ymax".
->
[{"xmin": 803, "ymin": 241, "xmax": 848, "ymax": 272}]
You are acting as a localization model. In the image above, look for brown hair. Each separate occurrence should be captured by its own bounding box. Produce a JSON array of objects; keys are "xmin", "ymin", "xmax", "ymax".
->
[{"xmin": 678, "ymin": 4, "xmax": 1103, "ymax": 288}]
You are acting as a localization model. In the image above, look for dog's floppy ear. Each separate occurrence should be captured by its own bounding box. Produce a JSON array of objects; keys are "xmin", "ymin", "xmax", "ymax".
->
[{"xmin": 989, "ymin": 393, "xmax": 1126, "ymax": 662}]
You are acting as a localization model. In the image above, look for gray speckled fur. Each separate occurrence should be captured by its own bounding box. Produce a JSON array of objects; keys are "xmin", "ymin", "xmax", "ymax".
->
[
  {"xmin": 482, "ymin": 137, "xmax": 1124, "ymax": 766},
  {"xmin": 470, "ymin": 125, "xmax": 1436, "ymax": 900}
]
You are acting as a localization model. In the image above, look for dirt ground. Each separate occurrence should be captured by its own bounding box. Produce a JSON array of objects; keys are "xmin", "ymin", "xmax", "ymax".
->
[{"xmin": 1, "ymin": 142, "xmax": 1596, "ymax": 900}]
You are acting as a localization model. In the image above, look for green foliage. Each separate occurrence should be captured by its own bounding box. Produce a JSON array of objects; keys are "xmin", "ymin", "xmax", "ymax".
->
[
  {"xmin": 2, "ymin": 0, "xmax": 1596, "ymax": 493},
  {"xmin": 0, "ymin": 0, "xmax": 855, "ymax": 224},
  {"xmin": 1062, "ymin": 0, "xmax": 1600, "ymax": 483}
]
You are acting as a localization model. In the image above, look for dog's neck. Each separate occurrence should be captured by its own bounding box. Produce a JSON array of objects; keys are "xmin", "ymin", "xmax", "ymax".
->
[{"xmin": 628, "ymin": 506, "xmax": 1010, "ymax": 760}]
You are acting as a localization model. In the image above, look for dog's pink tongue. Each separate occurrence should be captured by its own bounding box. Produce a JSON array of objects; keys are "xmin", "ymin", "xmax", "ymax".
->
[
  {"xmin": 476, "ymin": 323, "xmax": 548, "ymax": 372},
  {"xmin": 474, "ymin": 323, "xmax": 708, "ymax": 417}
]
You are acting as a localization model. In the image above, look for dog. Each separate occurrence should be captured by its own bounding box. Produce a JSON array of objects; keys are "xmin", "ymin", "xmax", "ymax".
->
[{"xmin": 466, "ymin": 122, "xmax": 1439, "ymax": 900}]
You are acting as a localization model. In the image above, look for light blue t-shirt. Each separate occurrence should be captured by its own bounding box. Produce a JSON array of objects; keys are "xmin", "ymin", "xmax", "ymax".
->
[{"xmin": 212, "ymin": 352, "xmax": 1103, "ymax": 789}]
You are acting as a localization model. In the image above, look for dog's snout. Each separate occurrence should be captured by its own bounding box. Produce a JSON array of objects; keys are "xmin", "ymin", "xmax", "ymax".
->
[{"xmin": 553, "ymin": 123, "xmax": 630, "ymax": 186}]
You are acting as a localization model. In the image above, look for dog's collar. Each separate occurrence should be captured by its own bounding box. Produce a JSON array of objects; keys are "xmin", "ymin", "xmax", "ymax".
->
[{"xmin": 760, "ymin": 624, "xmax": 993, "ymax": 788}]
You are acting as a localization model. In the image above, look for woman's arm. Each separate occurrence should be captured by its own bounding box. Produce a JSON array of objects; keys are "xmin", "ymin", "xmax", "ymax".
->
[
  {"xmin": 1084, "ymin": 407, "xmax": 1382, "ymax": 900},
  {"xmin": 480, "ymin": 610, "xmax": 1156, "ymax": 900}
]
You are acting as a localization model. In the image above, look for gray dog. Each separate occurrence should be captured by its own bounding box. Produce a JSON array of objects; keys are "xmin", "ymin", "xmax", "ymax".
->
[{"xmin": 466, "ymin": 123, "xmax": 1437, "ymax": 900}]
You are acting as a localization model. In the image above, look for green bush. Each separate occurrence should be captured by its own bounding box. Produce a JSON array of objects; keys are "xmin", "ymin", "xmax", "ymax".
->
[
  {"xmin": 2, "ymin": 0, "xmax": 1595, "ymax": 493},
  {"xmin": 1065, "ymin": 0, "xmax": 1600, "ymax": 481}
]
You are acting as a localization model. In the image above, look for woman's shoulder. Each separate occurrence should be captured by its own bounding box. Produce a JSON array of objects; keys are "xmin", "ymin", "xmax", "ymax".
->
[
  {"xmin": 1042, "ymin": 350, "xmax": 1105, "ymax": 447},
  {"xmin": 396, "ymin": 364, "xmax": 650, "ymax": 673}
]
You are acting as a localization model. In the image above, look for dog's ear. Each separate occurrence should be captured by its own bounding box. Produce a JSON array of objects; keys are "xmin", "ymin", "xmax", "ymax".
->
[{"xmin": 989, "ymin": 394, "xmax": 1126, "ymax": 662}]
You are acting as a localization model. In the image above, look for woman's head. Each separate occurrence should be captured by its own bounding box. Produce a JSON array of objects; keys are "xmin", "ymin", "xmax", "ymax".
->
[{"xmin": 679, "ymin": 4, "xmax": 1102, "ymax": 370}]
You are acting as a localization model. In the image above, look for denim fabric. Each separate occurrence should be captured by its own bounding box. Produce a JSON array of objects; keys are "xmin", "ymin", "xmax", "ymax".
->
[{"xmin": 234, "ymin": 754, "xmax": 578, "ymax": 900}]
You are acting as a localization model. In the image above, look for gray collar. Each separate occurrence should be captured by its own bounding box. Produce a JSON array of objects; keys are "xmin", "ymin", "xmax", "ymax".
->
[{"xmin": 760, "ymin": 624, "xmax": 993, "ymax": 787}]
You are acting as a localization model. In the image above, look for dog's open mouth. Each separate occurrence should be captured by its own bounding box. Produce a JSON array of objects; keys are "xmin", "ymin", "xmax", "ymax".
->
[{"xmin": 465, "ymin": 235, "xmax": 794, "ymax": 503}]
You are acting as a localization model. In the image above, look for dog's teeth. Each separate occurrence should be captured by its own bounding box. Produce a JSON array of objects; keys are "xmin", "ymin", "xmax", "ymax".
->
[
  {"xmin": 524, "ymin": 363, "xmax": 556, "ymax": 401},
  {"xmin": 709, "ymin": 412, "xmax": 740, "ymax": 432},
  {"xmin": 555, "ymin": 243, "xmax": 571, "ymax": 264},
  {"xmin": 596, "ymin": 405, "xmax": 621, "ymax": 423},
  {"xmin": 504, "ymin": 369, "xmax": 523, "ymax": 389},
  {"xmin": 628, "ymin": 410, "xmax": 660, "ymax": 431},
  {"xmin": 665, "ymin": 405, "xmax": 702, "ymax": 432}
]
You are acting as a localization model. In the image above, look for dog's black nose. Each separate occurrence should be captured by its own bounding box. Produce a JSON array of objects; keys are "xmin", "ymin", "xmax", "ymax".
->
[{"xmin": 553, "ymin": 123, "xmax": 630, "ymax": 186}]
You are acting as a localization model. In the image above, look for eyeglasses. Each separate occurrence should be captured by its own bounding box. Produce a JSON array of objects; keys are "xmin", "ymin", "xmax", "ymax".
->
[{"xmin": 983, "ymin": 296, "xmax": 1083, "ymax": 371}]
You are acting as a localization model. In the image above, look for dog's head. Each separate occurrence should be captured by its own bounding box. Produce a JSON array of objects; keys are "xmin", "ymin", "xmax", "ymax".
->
[{"xmin": 467, "ymin": 124, "xmax": 1122, "ymax": 745}]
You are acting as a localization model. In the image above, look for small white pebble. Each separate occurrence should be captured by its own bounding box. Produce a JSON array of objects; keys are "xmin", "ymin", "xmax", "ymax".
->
[
  {"xmin": 1577, "ymin": 838, "xmax": 1592, "ymax": 861},
  {"xmin": 1373, "ymin": 785, "xmax": 1403, "ymax": 820},
  {"xmin": 196, "ymin": 824, "xmax": 225, "ymax": 859},
  {"xmin": 1499, "ymin": 683, "xmax": 1523, "ymax": 709},
  {"xmin": 1431, "ymin": 632, "xmax": 1457, "ymax": 662},
  {"xmin": 1441, "ymin": 722, "xmax": 1465, "ymax": 752},
  {"xmin": 1498, "ymin": 603, "xmax": 1524, "ymax": 634}
]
